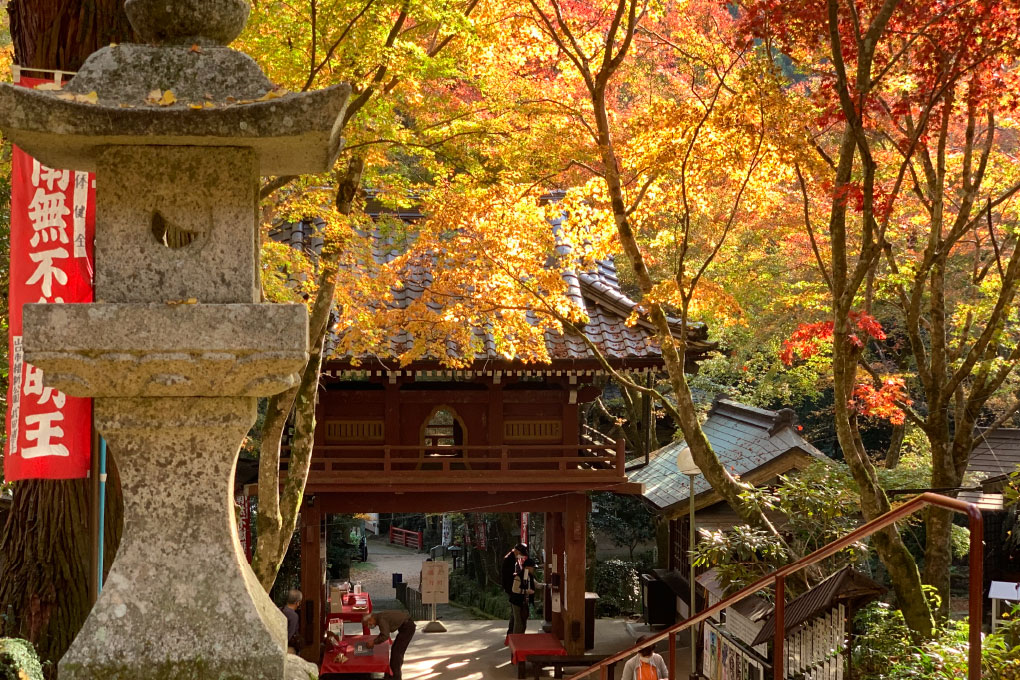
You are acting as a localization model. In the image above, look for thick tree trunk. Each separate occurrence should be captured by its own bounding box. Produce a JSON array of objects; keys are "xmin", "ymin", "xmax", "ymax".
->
[
  {"xmin": 8, "ymin": 0, "xmax": 135, "ymax": 72},
  {"xmin": 0, "ymin": 2, "xmax": 133, "ymax": 671},
  {"xmin": 831, "ymin": 332, "xmax": 934, "ymax": 639}
]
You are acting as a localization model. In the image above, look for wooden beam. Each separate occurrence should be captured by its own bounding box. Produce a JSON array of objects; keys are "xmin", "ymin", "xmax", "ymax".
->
[
  {"xmin": 315, "ymin": 491, "xmax": 568, "ymax": 515},
  {"xmin": 299, "ymin": 498, "xmax": 324, "ymax": 663},
  {"xmin": 563, "ymin": 493, "xmax": 588, "ymax": 654},
  {"xmin": 551, "ymin": 510, "xmax": 565, "ymax": 641},
  {"xmin": 301, "ymin": 480, "xmax": 629, "ymax": 495}
]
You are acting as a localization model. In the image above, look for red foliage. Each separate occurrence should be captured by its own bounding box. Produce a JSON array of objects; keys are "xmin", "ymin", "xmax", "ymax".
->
[
  {"xmin": 852, "ymin": 377, "xmax": 911, "ymax": 425},
  {"xmin": 781, "ymin": 312, "xmax": 885, "ymax": 365}
]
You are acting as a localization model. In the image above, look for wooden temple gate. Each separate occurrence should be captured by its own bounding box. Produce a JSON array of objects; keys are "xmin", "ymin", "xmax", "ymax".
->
[{"xmin": 289, "ymin": 362, "xmax": 645, "ymax": 660}]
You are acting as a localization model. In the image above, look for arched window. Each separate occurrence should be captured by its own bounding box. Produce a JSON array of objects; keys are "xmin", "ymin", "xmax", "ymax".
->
[{"xmin": 421, "ymin": 406, "xmax": 465, "ymax": 450}]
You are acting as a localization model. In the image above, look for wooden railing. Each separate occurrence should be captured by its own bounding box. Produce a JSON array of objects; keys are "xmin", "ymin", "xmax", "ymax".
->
[
  {"xmin": 389, "ymin": 526, "xmax": 424, "ymax": 550},
  {"xmin": 569, "ymin": 493, "xmax": 985, "ymax": 680},
  {"xmin": 282, "ymin": 440, "xmax": 627, "ymax": 481},
  {"xmin": 400, "ymin": 585, "xmax": 429, "ymax": 622}
]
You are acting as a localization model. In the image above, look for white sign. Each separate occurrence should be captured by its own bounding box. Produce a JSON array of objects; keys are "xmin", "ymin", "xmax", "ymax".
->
[
  {"xmin": 441, "ymin": 514, "xmax": 452, "ymax": 546},
  {"xmin": 421, "ymin": 560, "xmax": 450, "ymax": 604}
]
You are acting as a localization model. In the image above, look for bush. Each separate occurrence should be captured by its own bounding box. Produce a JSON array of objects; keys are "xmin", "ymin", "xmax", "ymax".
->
[
  {"xmin": 449, "ymin": 570, "xmax": 511, "ymax": 619},
  {"xmin": 0, "ymin": 639, "xmax": 43, "ymax": 680},
  {"xmin": 850, "ymin": 596, "xmax": 1020, "ymax": 679},
  {"xmin": 592, "ymin": 559, "xmax": 641, "ymax": 617}
]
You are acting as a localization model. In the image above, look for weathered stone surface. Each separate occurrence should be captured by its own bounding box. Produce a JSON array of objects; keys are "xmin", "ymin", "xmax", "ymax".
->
[
  {"xmin": 95, "ymin": 146, "xmax": 260, "ymax": 304},
  {"xmin": 5, "ymin": 2, "xmax": 347, "ymax": 678},
  {"xmin": 285, "ymin": 654, "xmax": 319, "ymax": 680},
  {"xmin": 59, "ymin": 398, "xmax": 286, "ymax": 680},
  {"xmin": 0, "ymin": 82, "xmax": 349, "ymax": 176},
  {"xmin": 23, "ymin": 303, "xmax": 308, "ymax": 397},
  {"xmin": 125, "ymin": 0, "xmax": 250, "ymax": 46},
  {"xmin": 67, "ymin": 45, "xmax": 275, "ymax": 103}
]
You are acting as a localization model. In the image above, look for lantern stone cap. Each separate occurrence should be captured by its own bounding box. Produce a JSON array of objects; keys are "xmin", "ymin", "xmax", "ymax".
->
[
  {"xmin": 23, "ymin": 302, "xmax": 309, "ymax": 398},
  {"xmin": 0, "ymin": 74, "xmax": 349, "ymax": 176},
  {"xmin": 125, "ymin": 0, "xmax": 250, "ymax": 46}
]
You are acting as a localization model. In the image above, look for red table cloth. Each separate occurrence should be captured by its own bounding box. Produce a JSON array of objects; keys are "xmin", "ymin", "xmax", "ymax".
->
[
  {"xmin": 320, "ymin": 635, "xmax": 392, "ymax": 676},
  {"xmin": 507, "ymin": 633, "xmax": 566, "ymax": 665},
  {"xmin": 326, "ymin": 593, "xmax": 373, "ymax": 634}
]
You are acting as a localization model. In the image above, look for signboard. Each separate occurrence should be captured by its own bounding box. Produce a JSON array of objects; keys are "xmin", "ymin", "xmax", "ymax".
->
[
  {"xmin": 520, "ymin": 512, "xmax": 529, "ymax": 544},
  {"xmin": 441, "ymin": 514, "xmax": 452, "ymax": 546},
  {"xmin": 703, "ymin": 621, "xmax": 765, "ymax": 680},
  {"xmin": 475, "ymin": 519, "xmax": 487, "ymax": 549},
  {"xmin": 4, "ymin": 73, "xmax": 95, "ymax": 481},
  {"xmin": 421, "ymin": 559, "xmax": 450, "ymax": 605}
]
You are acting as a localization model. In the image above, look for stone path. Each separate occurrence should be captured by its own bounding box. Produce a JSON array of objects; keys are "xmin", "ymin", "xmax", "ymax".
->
[
  {"xmin": 350, "ymin": 536, "xmax": 489, "ymax": 621},
  {"xmin": 342, "ymin": 538, "xmax": 694, "ymax": 679}
]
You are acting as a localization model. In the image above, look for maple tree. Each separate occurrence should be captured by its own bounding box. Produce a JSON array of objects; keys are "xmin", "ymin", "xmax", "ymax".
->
[
  {"xmin": 238, "ymin": 0, "xmax": 499, "ymax": 589},
  {"xmin": 745, "ymin": 0, "xmax": 1020, "ymax": 630}
]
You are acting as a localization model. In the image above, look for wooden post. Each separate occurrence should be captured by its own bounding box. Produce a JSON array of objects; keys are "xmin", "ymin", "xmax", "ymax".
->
[
  {"xmin": 544, "ymin": 511, "xmax": 554, "ymax": 627},
  {"xmin": 564, "ymin": 493, "xmax": 587, "ymax": 655},
  {"xmin": 299, "ymin": 498, "xmax": 324, "ymax": 663},
  {"xmin": 551, "ymin": 510, "xmax": 565, "ymax": 640},
  {"xmin": 774, "ymin": 575, "xmax": 785, "ymax": 680}
]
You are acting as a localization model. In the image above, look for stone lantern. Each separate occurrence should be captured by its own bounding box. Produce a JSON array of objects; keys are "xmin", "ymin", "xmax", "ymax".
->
[{"xmin": 0, "ymin": 1, "xmax": 349, "ymax": 678}]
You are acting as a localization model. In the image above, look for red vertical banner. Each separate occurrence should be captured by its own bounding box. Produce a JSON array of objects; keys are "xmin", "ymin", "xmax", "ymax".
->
[{"xmin": 4, "ymin": 75, "xmax": 95, "ymax": 481}]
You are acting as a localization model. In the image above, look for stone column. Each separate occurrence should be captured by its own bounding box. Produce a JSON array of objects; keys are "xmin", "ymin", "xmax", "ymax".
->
[
  {"xmin": 60, "ymin": 398, "xmax": 285, "ymax": 680},
  {"xmin": 0, "ymin": 1, "xmax": 349, "ymax": 676}
]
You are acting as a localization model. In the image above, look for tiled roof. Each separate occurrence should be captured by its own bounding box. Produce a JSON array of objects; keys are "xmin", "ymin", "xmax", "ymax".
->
[
  {"xmin": 751, "ymin": 567, "xmax": 885, "ymax": 646},
  {"xmin": 696, "ymin": 568, "xmax": 772, "ymax": 621},
  {"xmin": 270, "ymin": 219, "xmax": 714, "ymax": 367},
  {"xmin": 968, "ymin": 428, "xmax": 1020, "ymax": 479},
  {"xmin": 630, "ymin": 398, "xmax": 828, "ymax": 513},
  {"xmin": 962, "ymin": 428, "xmax": 1020, "ymax": 510}
]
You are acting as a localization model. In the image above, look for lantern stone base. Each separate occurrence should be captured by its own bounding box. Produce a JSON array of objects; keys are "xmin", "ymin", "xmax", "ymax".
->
[{"xmin": 59, "ymin": 397, "xmax": 286, "ymax": 680}]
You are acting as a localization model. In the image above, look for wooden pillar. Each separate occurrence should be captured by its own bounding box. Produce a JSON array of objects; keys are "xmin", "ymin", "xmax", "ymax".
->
[
  {"xmin": 488, "ymin": 379, "xmax": 503, "ymax": 445},
  {"xmin": 299, "ymin": 498, "xmax": 325, "ymax": 663},
  {"xmin": 551, "ymin": 510, "xmax": 565, "ymax": 640},
  {"xmin": 564, "ymin": 493, "xmax": 588, "ymax": 655},
  {"xmin": 544, "ymin": 511, "xmax": 554, "ymax": 626}
]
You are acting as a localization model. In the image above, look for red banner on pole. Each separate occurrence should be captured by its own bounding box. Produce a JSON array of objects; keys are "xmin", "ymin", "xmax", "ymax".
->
[{"xmin": 4, "ymin": 75, "xmax": 95, "ymax": 481}]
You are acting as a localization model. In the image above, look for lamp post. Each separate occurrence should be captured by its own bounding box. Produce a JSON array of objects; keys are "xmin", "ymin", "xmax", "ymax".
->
[{"xmin": 676, "ymin": 444, "xmax": 702, "ymax": 680}]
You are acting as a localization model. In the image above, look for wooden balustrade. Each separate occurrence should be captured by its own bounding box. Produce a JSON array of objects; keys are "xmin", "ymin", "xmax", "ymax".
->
[{"xmin": 280, "ymin": 442, "xmax": 627, "ymax": 482}]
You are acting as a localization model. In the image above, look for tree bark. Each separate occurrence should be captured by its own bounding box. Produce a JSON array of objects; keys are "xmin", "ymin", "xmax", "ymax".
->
[
  {"xmin": 252, "ymin": 158, "xmax": 364, "ymax": 591},
  {"xmin": 883, "ymin": 423, "xmax": 905, "ymax": 469},
  {"xmin": 0, "ymin": 2, "xmax": 133, "ymax": 671},
  {"xmin": 8, "ymin": 0, "xmax": 135, "ymax": 72}
]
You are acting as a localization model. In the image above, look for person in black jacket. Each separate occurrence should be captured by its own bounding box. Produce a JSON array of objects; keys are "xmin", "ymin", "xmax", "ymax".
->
[
  {"xmin": 510, "ymin": 557, "xmax": 537, "ymax": 634},
  {"xmin": 502, "ymin": 543, "xmax": 527, "ymax": 641}
]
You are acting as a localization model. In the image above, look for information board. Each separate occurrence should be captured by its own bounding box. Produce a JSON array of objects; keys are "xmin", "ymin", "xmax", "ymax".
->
[{"xmin": 421, "ymin": 560, "xmax": 450, "ymax": 604}]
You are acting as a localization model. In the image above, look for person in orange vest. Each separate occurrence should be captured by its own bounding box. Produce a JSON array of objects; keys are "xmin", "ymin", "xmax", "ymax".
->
[{"xmin": 620, "ymin": 637, "xmax": 669, "ymax": 680}]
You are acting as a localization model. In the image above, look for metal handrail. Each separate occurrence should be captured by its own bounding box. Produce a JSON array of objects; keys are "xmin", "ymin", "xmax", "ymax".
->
[{"xmin": 569, "ymin": 492, "xmax": 984, "ymax": 680}]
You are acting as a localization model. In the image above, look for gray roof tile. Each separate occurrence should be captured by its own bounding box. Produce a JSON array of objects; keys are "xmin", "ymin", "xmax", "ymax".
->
[{"xmin": 631, "ymin": 398, "xmax": 828, "ymax": 512}]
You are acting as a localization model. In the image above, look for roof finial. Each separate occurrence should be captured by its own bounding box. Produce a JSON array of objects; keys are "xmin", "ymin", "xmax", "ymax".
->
[{"xmin": 124, "ymin": 0, "xmax": 251, "ymax": 46}]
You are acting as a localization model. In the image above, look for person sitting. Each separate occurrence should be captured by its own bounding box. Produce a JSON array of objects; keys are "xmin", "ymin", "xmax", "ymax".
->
[
  {"xmin": 280, "ymin": 589, "xmax": 302, "ymax": 654},
  {"xmin": 620, "ymin": 637, "xmax": 669, "ymax": 680},
  {"xmin": 363, "ymin": 610, "xmax": 416, "ymax": 680}
]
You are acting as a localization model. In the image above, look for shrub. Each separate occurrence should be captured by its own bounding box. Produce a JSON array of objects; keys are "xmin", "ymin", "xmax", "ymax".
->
[
  {"xmin": 592, "ymin": 559, "xmax": 641, "ymax": 617},
  {"xmin": 0, "ymin": 639, "xmax": 43, "ymax": 680}
]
